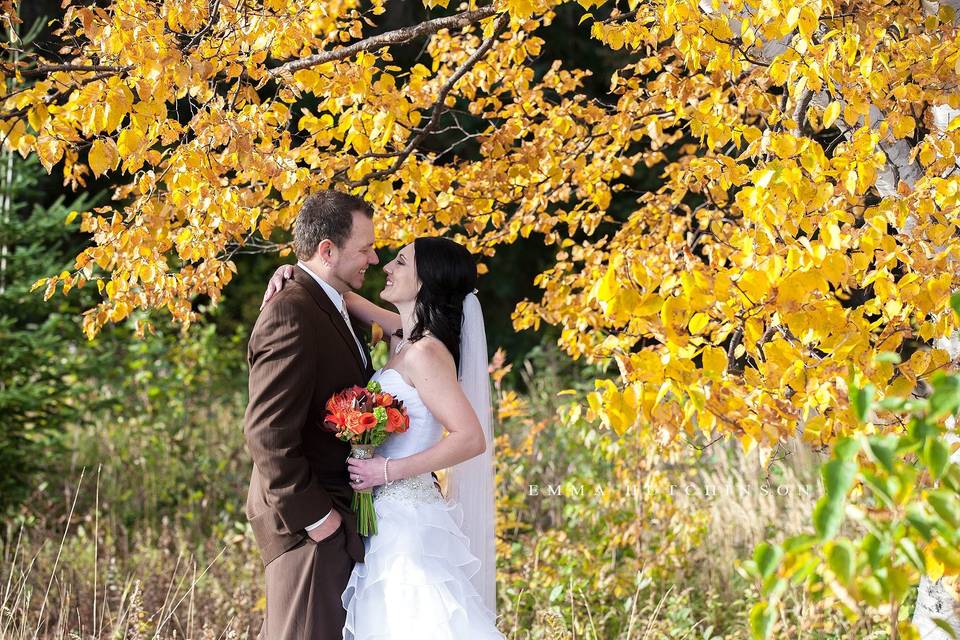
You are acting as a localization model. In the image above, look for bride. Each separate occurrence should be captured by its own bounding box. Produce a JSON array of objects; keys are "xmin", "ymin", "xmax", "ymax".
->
[{"xmin": 264, "ymin": 237, "xmax": 503, "ymax": 639}]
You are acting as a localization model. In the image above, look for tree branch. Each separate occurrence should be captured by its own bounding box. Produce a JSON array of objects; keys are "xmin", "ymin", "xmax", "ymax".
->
[
  {"xmin": 166, "ymin": 0, "xmax": 221, "ymax": 51},
  {"xmin": 340, "ymin": 12, "xmax": 510, "ymax": 188},
  {"xmin": 15, "ymin": 64, "xmax": 131, "ymax": 78},
  {"xmin": 268, "ymin": 6, "xmax": 500, "ymax": 79},
  {"xmin": 791, "ymin": 85, "xmax": 815, "ymax": 136}
]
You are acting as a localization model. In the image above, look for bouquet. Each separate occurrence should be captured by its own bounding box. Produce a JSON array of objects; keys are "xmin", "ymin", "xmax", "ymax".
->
[{"xmin": 324, "ymin": 380, "xmax": 410, "ymax": 535}]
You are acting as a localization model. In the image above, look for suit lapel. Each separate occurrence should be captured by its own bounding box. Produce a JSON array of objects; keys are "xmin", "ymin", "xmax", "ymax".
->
[{"xmin": 293, "ymin": 266, "xmax": 366, "ymax": 375}]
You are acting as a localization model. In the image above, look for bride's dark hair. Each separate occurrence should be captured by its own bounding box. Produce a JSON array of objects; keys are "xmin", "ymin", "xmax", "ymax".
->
[{"xmin": 402, "ymin": 237, "xmax": 477, "ymax": 370}]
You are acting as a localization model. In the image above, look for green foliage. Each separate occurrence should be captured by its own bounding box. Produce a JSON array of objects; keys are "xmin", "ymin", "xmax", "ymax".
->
[
  {"xmin": 0, "ymin": 152, "xmax": 100, "ymax": 517},
  {"xmin": 746, "ymin": 369, "xmax": 960, "ymax": 639},
  {"xmin": 58, "ymin": 320, "xmax": 249, "ymax": 536},
  {"xmin": 0, "ymin": 318, "xmax": 74, "ymax": 510},
  {"xmin": 0, "ymin": 151, "xmax": 249, "ymax": 532}
]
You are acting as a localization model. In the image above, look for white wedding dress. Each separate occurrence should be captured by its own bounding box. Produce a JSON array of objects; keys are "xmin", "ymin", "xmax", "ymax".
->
[{"xmin": 341, "ymin": 368, "xmax": 504, "ymax": 640}]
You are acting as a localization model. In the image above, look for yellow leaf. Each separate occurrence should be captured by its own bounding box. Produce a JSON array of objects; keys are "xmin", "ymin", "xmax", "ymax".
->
[
  {"xmin": 755, "ymin": 169, "xmax": 775, "ymax": 188},
  {"xmin": 595, "ymin": 379, "xmax": 638, "ymax": 435},
  {"xmin": 798, "ymin": 7, "xmax": 818, "ymax": 39},
  {"xmin": 28, "ymin": 104, "xmax": 48, "ymax": 131},
  {"xmin": 660, "ymin": 294, "xmax": 689, "ymax": 330},
  {"xmin": 689, "ymin": 312, "xmax": 709, "ymax": 334},
  {"xmin": 927, "ymin": 544, "xmax": 945, "ymax": 581},
  {"xmin": 823, "ymin": 102, "xmax": 841, "ymax": 129},
  {"xmin": 702, "ymin": 346, "xmax": 728, "ymax": 376},
  {"xmin": 905, "ymin": 350, "xmax": 932, "ymax": 377},
  {"xmin": 891, "ymin": 114, "xmax": 915, "ymax": 139},
  {"xmin": 785, "ymin": 6, "xmax": 801, "ymax": 29},
  {"xmin": 771, "ymin": 134, "xmax": 798, "ymax": 158},
  {"xmin": 740, "ymin": 433, "xmax": 756, "ymax": 456},
  {"xmin": 506, "ymin": 0, "xmax": 535, "ymax": 20},
  {"xmin": 43, "ymin": 277, "xmax": 58, "ymax": 301},
  {"xmin": 821, "ymin": 222, "xmax": 841, "ymax": 250},
  {"xmin": 117, "ymin": 127, "xmax": 144, "ymax": 158},
  {"xmin": 738, "ymin": 270, "xmax": 770, "ymax": 303},
  {"xmin": 138, "ymin": 263, "xmax": 156, "ymax": 283},
  {"xmin": 595, "ymin": 263, "xmax": 618, "ymax": 303},
  {"xmin": 844, "ymin": 169, "xmax": 858, "ymax": 195},
  {"xmin": 371, "ymin": 321, "xmax": 384, "ymax": 346},
  {"xmin": 88, "ymin": 138, "xmax": 118, "ymax": 177}
]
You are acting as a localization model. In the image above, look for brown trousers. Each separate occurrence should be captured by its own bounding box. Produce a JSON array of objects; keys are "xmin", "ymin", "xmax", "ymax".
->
[{"xmin": 258, "ymin": 520, "xmax": 354, "ymax": 640}]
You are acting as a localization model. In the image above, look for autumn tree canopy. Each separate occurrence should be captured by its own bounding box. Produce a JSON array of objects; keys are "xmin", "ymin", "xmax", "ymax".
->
[{"xmin": 1, "ymin": 0, "xmax": 959, "ymax": 452}]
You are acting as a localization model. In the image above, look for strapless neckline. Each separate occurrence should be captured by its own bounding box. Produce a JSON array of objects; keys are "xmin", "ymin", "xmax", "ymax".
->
[
  {"xmin": 371, "ymin": 367, "xmax": 443, "ymax": 461},
  {"xmin": 378, "ymin": 367, "xmax": 414, "ymax": 390}
]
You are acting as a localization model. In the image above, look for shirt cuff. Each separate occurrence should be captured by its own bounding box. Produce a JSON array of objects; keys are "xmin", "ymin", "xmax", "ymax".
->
[{"xmin": 304, "ymin": 509, "xmax": 333, "ymax": 531}]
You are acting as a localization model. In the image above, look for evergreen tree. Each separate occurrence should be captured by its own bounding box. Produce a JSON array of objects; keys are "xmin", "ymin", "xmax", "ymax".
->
[{"xmin": 0, "ymin": 151, "xmax": 99, "ymax": 517}]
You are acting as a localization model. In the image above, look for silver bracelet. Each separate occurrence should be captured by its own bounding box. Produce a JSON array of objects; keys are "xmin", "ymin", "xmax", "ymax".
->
[{"xmin": 384, "ymin": 457, "xmax": 395, "ymax": 486}]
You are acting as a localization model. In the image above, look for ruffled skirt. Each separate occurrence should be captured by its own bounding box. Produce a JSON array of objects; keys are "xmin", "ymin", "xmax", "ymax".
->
[{"xmin": 341, "ymin": 474, "xmax": 504, "ymax": 640}]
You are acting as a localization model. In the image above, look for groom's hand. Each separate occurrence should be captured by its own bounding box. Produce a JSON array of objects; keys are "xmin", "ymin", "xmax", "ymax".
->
[{"xmin": 306, "ymin": 509, "xmax": 343, "ymax": 543}]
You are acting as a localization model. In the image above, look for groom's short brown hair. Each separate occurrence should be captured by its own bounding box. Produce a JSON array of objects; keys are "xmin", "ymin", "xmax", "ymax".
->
[{"xmin": 293, "ymin": 190, "xmax": 374, "ymax": 261}]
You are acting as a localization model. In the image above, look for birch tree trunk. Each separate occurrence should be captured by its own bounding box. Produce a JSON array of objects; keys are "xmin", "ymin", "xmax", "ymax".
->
[{"xmin": 0, "ymin": 13, "xmax": 17, "ymax": 297}]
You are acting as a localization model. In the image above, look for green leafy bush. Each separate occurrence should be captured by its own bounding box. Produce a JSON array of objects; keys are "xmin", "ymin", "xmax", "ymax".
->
[{"xmin": 746, "ymin": 370, "xmax": 960, "ymax": 639}]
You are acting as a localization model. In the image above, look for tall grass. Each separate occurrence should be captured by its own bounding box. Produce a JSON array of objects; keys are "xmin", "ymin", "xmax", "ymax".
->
[
  {"xmin": 2, "ymin": 463, "xmax": 262, "ymax": 639},
  {"xmin": 492, "ymin": 348, "xmax": 840, "ymax": 639},
  {"xmin": 2, "ymin": 346, "xmax": 842, "ymax": 638}
]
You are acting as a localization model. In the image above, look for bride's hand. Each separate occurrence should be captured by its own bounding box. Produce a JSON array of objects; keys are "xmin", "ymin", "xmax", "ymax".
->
[
  {"xmin": 260, "ymin": 264, "xmax": 296, "ymax": 309},
  {"xmin": 347, "ymin": 455, "xmax": 388, "ymax": 491}
]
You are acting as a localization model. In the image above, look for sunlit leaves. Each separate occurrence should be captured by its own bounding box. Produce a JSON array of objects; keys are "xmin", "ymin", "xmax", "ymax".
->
[
  {"xmin": 522, "ymin": 0, "xmax": 960, "ymax": 448},
  {"xmin": 3, "ymin": 0, "xmax": 960, "ymax": 450}
]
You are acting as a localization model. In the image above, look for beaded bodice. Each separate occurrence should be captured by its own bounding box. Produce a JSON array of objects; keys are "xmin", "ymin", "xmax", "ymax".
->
[{"xmin": 372, "ymin": 368, "xmax": 444, "ymax": 505}]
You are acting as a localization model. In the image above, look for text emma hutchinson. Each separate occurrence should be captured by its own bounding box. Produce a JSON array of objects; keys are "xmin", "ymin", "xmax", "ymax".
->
[{"xmin": 526, "ymin": 480, "xmax": 819, "ymax": 500}]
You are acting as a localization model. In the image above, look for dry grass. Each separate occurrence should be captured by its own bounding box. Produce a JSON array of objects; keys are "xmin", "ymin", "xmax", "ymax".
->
[
  {"xmin": 682, "ymin": 439, "xmax": 823, "ymax": 598},
  {"xmin": 2, "ymin": 428, "xmax": 830, "ymax": 639},
  {"xmin": 1, "ymin": 468, "xmax": 262, "ymax": 639}
]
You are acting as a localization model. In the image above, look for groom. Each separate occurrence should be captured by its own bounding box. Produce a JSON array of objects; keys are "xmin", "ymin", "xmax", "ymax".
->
[{"xmin": 244, "ymin": 190, "xmax": 378, "ymax": 639}]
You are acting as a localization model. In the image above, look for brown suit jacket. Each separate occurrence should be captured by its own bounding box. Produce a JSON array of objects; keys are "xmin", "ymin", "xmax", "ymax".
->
[{"xmin": 244, "ymin": 266, "xmax": 373, "ymax": 566}]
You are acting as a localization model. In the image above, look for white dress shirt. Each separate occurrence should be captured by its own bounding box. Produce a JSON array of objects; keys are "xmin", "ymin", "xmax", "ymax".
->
[{"xmin": 296, "ymin": 262, "xmax": 366, "ymax": 532}]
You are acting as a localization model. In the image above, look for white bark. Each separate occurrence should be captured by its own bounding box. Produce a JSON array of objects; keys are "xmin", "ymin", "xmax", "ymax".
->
[
  {"xmin": 913, "ymin": 102, "xmax": 960, "ymax": 639},
  {"xmin": 0, "ymin": 17, "xmax": 16, "ymax": 296}
]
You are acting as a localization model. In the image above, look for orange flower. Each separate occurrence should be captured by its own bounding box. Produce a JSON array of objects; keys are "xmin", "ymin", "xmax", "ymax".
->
[
  {"xmin": 326, "ymin": 395, "xmax": 348, "ymax": 414},
  {"xmin": 325, "ymin": 391, "xmax": 355, "ymax": 430},
  {"xmin": 345, "ymin": 413, "xmax": 365, "ymax": 435},
  {"xmin": 386, "ymin": 407, "xmax": 408, "ymax": 433},
  {"xmin": 376, "ymin": 392, "xmax": 395, "ymax": 407},
  {"xmin": 358, "ymin": 412, "xmax": 378, "ymax": 431}
]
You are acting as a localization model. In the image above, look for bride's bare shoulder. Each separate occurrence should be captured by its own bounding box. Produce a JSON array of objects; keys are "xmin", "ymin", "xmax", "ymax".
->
[{"xmin": 404, "ymin": 336, "xmax": 456, "ymax": 379}]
